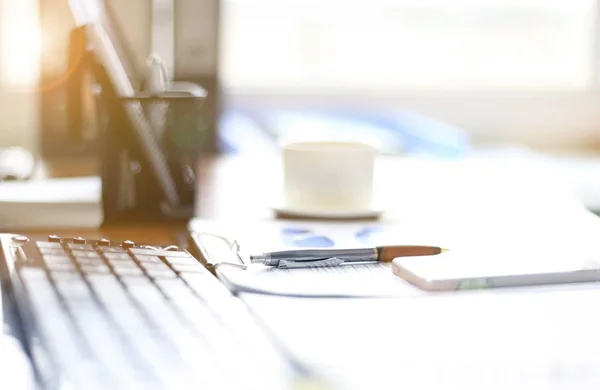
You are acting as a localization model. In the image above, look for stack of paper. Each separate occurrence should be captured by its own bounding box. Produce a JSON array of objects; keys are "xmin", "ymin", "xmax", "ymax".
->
[{"xmin": 0, "ymin": 176, "xmax": 102, "ymax": 229}]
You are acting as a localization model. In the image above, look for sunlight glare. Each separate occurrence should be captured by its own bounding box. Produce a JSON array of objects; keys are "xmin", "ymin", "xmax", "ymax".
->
[{"xmin": 1, "ymin": 0, "xmax": 41, "ymax": 87}]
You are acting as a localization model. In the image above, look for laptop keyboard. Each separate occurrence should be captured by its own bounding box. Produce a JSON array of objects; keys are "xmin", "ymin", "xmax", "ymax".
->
[{"xmin": 9, "ymin": 235, "xmax": 292, "ymax": 390}]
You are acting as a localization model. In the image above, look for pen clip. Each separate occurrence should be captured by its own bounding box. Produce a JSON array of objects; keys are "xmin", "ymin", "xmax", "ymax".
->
[{"xmin": 278, "ymin": 257, "xmax": 346, "ymax": 269}]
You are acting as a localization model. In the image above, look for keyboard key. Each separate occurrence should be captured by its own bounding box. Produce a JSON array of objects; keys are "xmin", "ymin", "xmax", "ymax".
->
[
  {"xmin": 68, "ymin": 243, "xmax": 94, "ymax": 251},
  {"xmin": 53, "ymin": 277, "xmax": 93, "ymax": 300},
  {"xmin": 42, "ymin": 255, "xmax": 73, "ymax": 265},
  {"xmin": 80, "ymin": 263, "xmax": 112, "ymax": 274},
  {"xmin": 164, "ymin": 256, "xmax": 202, "ymax": 266},
  {"xmin": 104, "ymin": 253, "xmax": 132, "ymax": 261},
  {"xmin": 170, "ymin": 263, "xmax": 206, "ymax": 274},
  {"xmin": 179, "ymin": 274, "xmax": 232, "ymax": 301},
  {"xmin": 145, "ymin": 269, "xmax": 178, "ymax": 279},
  {"xmin": 109, "ymin": 260, "xmax": 142, "ymax": 270},
  {"xmin": 134, "ymin": 255, "xmax": 163, "ymax": 264},
  {"xmin": 73, "ymin": 257, "xmax": 106, "ymax": 266},
  {"xmin": 47, "ymin": 263, "xmax": 78, "ymax": 273},
  {"xmin": 100, "ymin": 247, "xmax": 126, "ymax": 253},
  {"xmin": 72, "ymin": 250, "xmax": 101, "ymax": 258},
  {"xmin": 36, "ymin": 241, "xmax": 64, "ymax": 249},
  {"xmin": 39, "ymin": 248, "xmax": 68, "ymax": 256},
  {"xmin": 113, "ymin": 267, "xmax": 145, "ymax": 277},
  {"xmin": 139, "ymin": 261, "xmax": 170, "ymax": 270},
  {"xmin": 130, "ymin": 248, "xmax": 189, "ymax": 258}
]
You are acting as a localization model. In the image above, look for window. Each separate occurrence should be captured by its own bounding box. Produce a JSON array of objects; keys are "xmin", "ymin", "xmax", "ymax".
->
[
  {"xmin": 0, "ymin": 0, "xmax": 40, "ymax": 152},
  {"xmin": 220, "ymin": 0, "xmax": 600, "ymax": 150},
  {"xmin": 0, "ymin": 0, "xmax": 40, "ymax": 87}
]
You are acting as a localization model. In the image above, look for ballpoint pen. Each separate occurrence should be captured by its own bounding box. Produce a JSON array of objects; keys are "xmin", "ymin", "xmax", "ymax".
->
[{"xmin": 249, "ymin": 245, "xmax": 448, "ymax": 269}]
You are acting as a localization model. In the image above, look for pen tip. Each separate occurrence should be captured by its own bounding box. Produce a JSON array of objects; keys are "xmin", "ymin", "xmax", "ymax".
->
[{"xmin": 440, "ymin": 248, "xmax": 450, "ymax": 253}]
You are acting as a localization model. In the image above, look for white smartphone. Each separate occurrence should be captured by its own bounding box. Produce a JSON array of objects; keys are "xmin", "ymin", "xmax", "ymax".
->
[{"xmin": 391, "ymin": 250, "xmax": 600, "ymax": 291}]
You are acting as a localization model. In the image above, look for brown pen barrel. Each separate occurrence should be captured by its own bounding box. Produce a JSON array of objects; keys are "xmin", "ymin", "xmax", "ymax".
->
[{"xmin": 377, "ymin": 245, "xmax": 443, "ymax": 262}]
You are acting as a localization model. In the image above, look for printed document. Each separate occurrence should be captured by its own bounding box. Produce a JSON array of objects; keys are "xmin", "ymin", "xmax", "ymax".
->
[
  {"xmin": 189, "ymin": 207, "xmax": 600, "ymax": 297},
  {"xmin": 190, "ymin": 219, "xmax": 435, "ymax": 297}
]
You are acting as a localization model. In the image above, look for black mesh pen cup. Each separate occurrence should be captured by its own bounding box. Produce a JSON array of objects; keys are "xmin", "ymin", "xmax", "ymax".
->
[
  {"xmin": 139, "ymin": 92, "xmax": 210, "ymax": 206},
  {"xmin": 140, "ymin": 92, "xmax": 210, "ymax": 209},
  {"xmin": 96, "ymin": 85, "xmax": 208, "ymax": 223}
]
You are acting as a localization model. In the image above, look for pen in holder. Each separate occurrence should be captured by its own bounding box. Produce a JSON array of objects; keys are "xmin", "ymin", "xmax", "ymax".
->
[{"xmin": 92, "ymin": 57, "xmax": 209, "ymax": 224}]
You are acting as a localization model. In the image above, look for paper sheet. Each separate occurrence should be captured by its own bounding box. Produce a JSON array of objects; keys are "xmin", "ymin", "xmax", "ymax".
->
[
  {"xmin": 0, "ymin": 176, "xmax": 101, "ymax": 203},
  {"xmin": 0, "ymin": 176, "xmax": 102, "ymax": 228},
  {"xmin": 217, "ymin": 261, "xmax": 426, "ymax": 298},
  {"xmin": 190, "ymin": 208, "xmax": 600, "ymax": 298},
  {"xmin": 241, "ymin": 288, "xmax": 600, "ymax": 390},
  {"xmin": 191, "ymin": 219, "xmax": 430, "ymax": 297}
]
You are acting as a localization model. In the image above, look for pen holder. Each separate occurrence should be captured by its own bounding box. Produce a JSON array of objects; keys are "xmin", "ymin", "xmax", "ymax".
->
[{"xmin": 95, "ymin": 82, "xmax": 209, "ymax": 225}]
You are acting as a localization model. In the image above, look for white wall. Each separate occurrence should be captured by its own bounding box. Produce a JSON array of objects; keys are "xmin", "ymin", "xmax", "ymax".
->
[
  {"xmin": 152, "ymin": 0, "xmax": 175, "ymax": 79},
  {"xmin": 174, "ymin": 0, "xmax": 219, "ymax": 78}
]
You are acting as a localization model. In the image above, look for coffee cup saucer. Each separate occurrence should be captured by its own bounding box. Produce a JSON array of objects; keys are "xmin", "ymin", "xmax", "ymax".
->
[{"xmin": 272, "ymin": 204, "xmax": 384, "ymax": 220}]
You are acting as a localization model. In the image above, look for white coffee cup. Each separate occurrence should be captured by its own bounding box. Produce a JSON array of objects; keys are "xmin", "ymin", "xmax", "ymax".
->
[{"xmin": 282, "ymin": 141, "xmax": 375, "ymax": 212}]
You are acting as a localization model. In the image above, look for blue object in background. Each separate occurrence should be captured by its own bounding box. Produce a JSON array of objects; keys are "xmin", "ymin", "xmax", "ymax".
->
[
  {"xmin": 217, "ymin": 110, "xmax": 281, "ymax": 154},
  {"xmin": 218, "ymin": 108, "xmax": 470, "ymax": 158}
]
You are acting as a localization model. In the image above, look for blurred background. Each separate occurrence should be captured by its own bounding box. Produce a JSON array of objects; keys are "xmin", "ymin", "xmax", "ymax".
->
[{"xmin": 3, "ymin": 0, "xmax": 600, "ymax": 162}]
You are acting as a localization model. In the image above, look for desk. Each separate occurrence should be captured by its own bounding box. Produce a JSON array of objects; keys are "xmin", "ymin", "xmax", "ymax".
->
[
  {"xmin": 5, "ymin": 153, "xmax": 600, "ymax": 390},
  {"xmin": 9, "ymin": 152, "xmax": 589, "ymax": 244}
]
